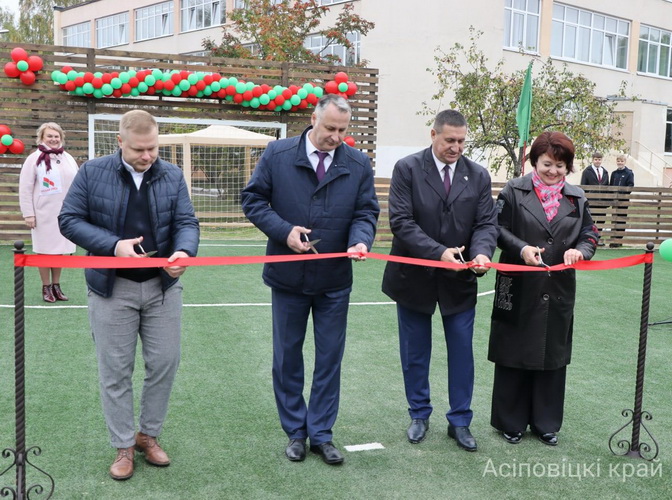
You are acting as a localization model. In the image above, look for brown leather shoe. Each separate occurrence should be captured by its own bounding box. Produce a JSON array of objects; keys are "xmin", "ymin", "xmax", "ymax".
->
[
  {"xmin": 135, "ymin": 432, "xmax": 170, "ymax": 466},
  {"xmin": 52, "ymin": 283, "xmax": 69, "ymax": 301},
  {"xmin": 110, "ymin": 447, "xmax": 135, "ymax": 480},
  {"xmin": 42, "ymin": 284, "xmax": 56, "ymax": 303}
]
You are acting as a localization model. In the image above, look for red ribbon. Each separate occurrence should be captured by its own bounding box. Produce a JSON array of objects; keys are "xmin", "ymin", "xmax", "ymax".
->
[{"xmin": 14, "ymin": 251, "xmax": 653, "ymax": 271}]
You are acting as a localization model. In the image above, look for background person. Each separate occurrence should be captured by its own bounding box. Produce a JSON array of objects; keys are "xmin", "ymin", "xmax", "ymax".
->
[
  {"xmin": 241, "ymin": 94, "xmax": 379, "ymax": 465},
  {"xmin": 489, "ymin": 131, "xmax": 598, "ymax": 446},
  {"xmin": 580, "ymin": 152, "xmax": 609, "ymax": 245},
  {"xmin": 609, "ymin": 154, "xmax": 635, "ymax": 247},
  {"xmin": 59, "ymin": 110, "xmax": 200, "ymax": 480},
  {"xmin": 19, "ymin": 122, "xmax": 78, "ymax": 302},
  {"xmin": 381, "ymin": 109, "xmax": 498, "ymax": 452}
]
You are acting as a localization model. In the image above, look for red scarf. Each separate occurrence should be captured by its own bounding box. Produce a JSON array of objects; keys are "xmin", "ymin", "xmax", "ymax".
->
[
  {"xmin": 532, "ymin": 170, "xmax": 565, "ymax": 222},
  {"xmin": 37, "ymin": 144, "xmax": 64, "ymax": 172}
]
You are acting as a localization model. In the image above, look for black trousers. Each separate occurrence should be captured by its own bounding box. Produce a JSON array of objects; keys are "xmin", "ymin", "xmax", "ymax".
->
[{"xmin": 490, "ymin": 364, "xmax": 566, "ymax": 434}]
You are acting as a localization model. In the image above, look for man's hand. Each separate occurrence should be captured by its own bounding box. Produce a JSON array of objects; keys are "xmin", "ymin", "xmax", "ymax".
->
[
  {"xmin": 164, "ymin": 251, "xmax": 190, "ymax": 278},
  {"xmin": 115, "ymin": 236, "xmax": 145, "ymax": 257},
  {"xmin": 440, "ymin": 246, "xmax": 466, "ymax": 264},
  {"xmin": 287, "ymin": 226, "xmax": 312, "ymax": 253},
  {"xmin": 470, "ymin": 254, "xmax": 491, "ymax": 274},
  {"xmin": 347, "ymin": 243, "xmax": 368, "ymax": 261}
]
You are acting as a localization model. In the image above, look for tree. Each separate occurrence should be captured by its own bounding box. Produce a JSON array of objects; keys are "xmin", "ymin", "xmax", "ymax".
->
[
  {"xmin": 0, "ymin": 0, "xmax": 81, "ymax": 44},
  {"xmin": 421, "ymin": 28, "xmax": 629, "ymax": 178},
  {"xmin": 203, "ymin": 0, "xmax": 374, "ymax": 65}
]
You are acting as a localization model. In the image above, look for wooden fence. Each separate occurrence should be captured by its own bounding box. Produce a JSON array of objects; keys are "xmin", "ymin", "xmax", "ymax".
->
[
  {"xmin": 374, "ymin": 179, "xmax": 672, "ymax": 248},
  {"xmin": 0, "ymin": 41, "xmax": 378, "ymax": 242}
]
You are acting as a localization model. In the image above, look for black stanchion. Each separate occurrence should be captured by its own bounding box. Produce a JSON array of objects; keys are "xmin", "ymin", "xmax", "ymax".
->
[
  {"xmin": 0, "ymin": 241, "xmax": 54, "ymax": 499},
  {"xmin": 608, "ymin": 242, "xmax": 659, "ymax": 461}
]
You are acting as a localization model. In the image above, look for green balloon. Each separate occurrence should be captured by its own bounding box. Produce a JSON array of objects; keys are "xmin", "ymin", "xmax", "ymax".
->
[
  {"xmin": 74, "ymin": 87, "xmax": 84, "ymax": 96},
  {"xmin": 290, "ymin": 95, "xmax": 301, "ymax": 106},
  {"xmin": 101, "ymin": 83, "xmax": 114, "ymax": 95},
  {"xmin": 210, "ymin": 81, "xmax": 221, "ymax": 92},
  {"xmin": 282, "ymin": 100, "xmax": 292, "ymax": 110},
  {"xmin": 110, "ymin": 78, "xmax": 122, "ymax": 89},
  {"xmin": 259, "ymin": 94, "xmax": 270, "ymax": 105},
  {"xmin": 130, "ymin": 88, "xmax": 140, "ymax": 96},
  {"xmin": 16, "ymin": 60, "xmax": 29, "ymax": 71},
  {"xmin": 660, "ymin": 239, "xmax": 672, "ymax": 262},
  {"xmin": 67, "ymin": 70, "xmax": 78, "ymax": 81},
  {"xmin": 303, "ymin": 83, "xmax": 314, "ymax": 92},
  {"xmin": 297, "ymin": 88, "xmax": 308, "ymax": 99},
  {"xmin": 57, "ymin": 73, "xmax": 68, "ymax": 85},
  {"xmin": 1, "ymin": 134, "xmax": 13, "ymax": 146},
  {"xmin": 119, "ymin": 72, "xmax": 130, "ymax": 84},
  {"xmin": 179, "ymin": 80, "xmax": 190, "ymax": 91},
  {"xmin": 225, "ymin": 95, "xmax": 233, "ymax": 101},
  {"xmin": 267, "ymin": 90, "xmax": 277, "ymax": 99},
  {"xmin": 144, "ymin": 75, "xmax": 156, "ymax": 86},
  {"xmin": 50, "ymin": 70, "xmax": 62, "ymax": 82},
  {"xmin": 338, "ymin": 82, "xmax": 348, "ymax": 92},
  {"xmin": 235, "ymin": 82, "xmax": 246, "ymax": 94},
  {"xmin": 245, "ymin": 81, "xmax": 254, "ymax": 91},
  {"xmin": 203, "ymin": 87, "xmax": 212, "ymax": 96},
  {"xmin": 241, "ymin": 100, "xmax": 250, "ymax": 107},
  {"xmin": 127, "ymin": 70, "xmax": 137, "ymax": 78},
  {"xmin": 171, "ymin": 87, "xmax": 182, "ymax": 97},
  {"xmin": 137, "ymin": 82, "xmax": 148, "ymax": 93},
  {"xmin": 196, "ymin": 91, "xmax": 204, "ymax": 98},
  {"xmin": 152, "ymin": 69, "xmax": 163, "ymax": 80},
  {"xmin": 250, "ymin": 97, "xmax": 260, "ymax": 108},
  {"xmin": 82, "ymin": 82, "xmax": 94, "ymax": 94},
  {"xmin": 313, "ymin": 87, "xmax": 324, "ymax": 98},
  {"xmin": 93, "ymin": 72, "xmax": 103, "ymax": 78},
  {"xmin": 187, "ymin": 74, "xmax": 198, "ymax": 85},
  {"xmin": 93, "ymin": 88, "xmax": 104, "ymax": 98},
  {"xmin": 228, "ymin": 77, "xmax": 238, "ymax": 86}
]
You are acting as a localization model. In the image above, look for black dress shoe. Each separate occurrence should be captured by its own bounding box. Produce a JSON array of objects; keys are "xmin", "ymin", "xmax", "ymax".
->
[
  {"xmin": 538, "ymin": 432, "xmax": 558, "ymax": 446},
  {"xmin": 407, "ymin": 418, "xmax": 429, "ymax": 443},
  {"xmin": 310, "ymin": 442, "xmax": 344, "ymax": 465},
  {"xmin": 447, "ymin": 425, "xmax": 477, "ymax": 452},
  {"xmin": 285, "ymin": 438, "xmax": 306, "ymax": 461},
  {"xmin": 502, "ymin": 431, "xmax": 523, "ymax": 444}
]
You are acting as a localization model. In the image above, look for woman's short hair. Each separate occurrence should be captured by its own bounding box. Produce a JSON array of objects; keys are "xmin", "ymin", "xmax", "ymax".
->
[
  {"xmin": 36, "ymin": 122, "xmax": 65, "ymax": 146},
  {"xmin": 529, "ymin": 131, "xmax": 575, "ymax": 173}
]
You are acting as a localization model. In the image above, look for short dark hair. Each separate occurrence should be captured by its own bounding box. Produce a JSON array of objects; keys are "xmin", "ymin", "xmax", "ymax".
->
[
  {"xmin": 529, "ymin": 131, "xmax": 576, "ymax": 173},
  {"xmin": 432, "ymin": 109, "xmax": 467, "ymax": 132},
  {"xmin": 591, "ymin": 151, "xmax": 603, "ymax": 159}
]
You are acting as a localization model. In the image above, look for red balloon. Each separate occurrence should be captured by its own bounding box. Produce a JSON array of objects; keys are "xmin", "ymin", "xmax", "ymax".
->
[
  {"xmin": 233, "ymin": 93, "xmax": 244, "ymax": 104},
  {"xmin": 225, "ymin": 85, "xmax": 236, "ymax": 96},
  {"xmin": 128, "ymin": 77, "xmax": 139, "ymax": 87},
  {"xmin": 10, "ymin": 47, "xmax": 28, "ymax": 63},
  {"xmin": 83, "ymin": 72, "xmax": 94, "ymax": 83},
  {"xmin": 154, "ymin": 80, "xmax": 165, "ymax": 91},
  {"xmin": 267, "ymin": 101, "xmax": 277, "ymax": 110},
  {"xmin": 252, "ymin": 86, "xmax": 263, "ymax": 98},
  {"xmin": 0, "ymin": 125, "xmax": 11, "ymax": 136},
  {"xmin": 112, "ymin": 89, "xmax": 123, "ymax": 98},
  {"xmin": 306, "ymin": 93, "xmax": 319, "ymax": 105},
  {"xmin": 20, "ymin": 70, "xmax": 36, "ymax": 86},
  {"xmin": 102, "ymin": 73, "xmax": 113, "ymax": 84},
  {"xmin": 334, "ymin": 72, "xmax": 349, "ymax": 84},
  {"xmin": 163, "ymin": 80, "xmax": 175, "ymax": 91},
  {"xmin": 92, "ymin": 77, "xmax": 103, "ymax": 88},
  {"xmin": 346, "ymin": 82, "xmax": 358, "ymax": 96},
  {"xmin": 64, "ymin": 80, "xmax": 76, "ymax": 91},
  {"xmin": 195, "ymin": 80, "xmax": 206, "ymax": 91},
  {"xmin": 4, "ymin": 62, "xmax": 20, "ymax": 78},
  {"xmin": 325, "ymin": 81, "xmax": 338, "ymax": 94},
  {"xmin": 170, "ymin": 73, "xmax": 182, "ymax": 84},
  {"xmin": 8, "ymin": 138, "xmax": 25, "ymax": 154},
  {"xmin": 74, "ymin": 76, "xmax": 85, "ymax": 87},
  {"xmin": 120, "ymin": 83, "xmax": 132, "ymax": 94},
  {"xmin": 203, "ymin": 74, "xmax": 213, "ymax": 85},
  {"xmin": 187, "ymin": 86, "xmax": 199, "ymax": 97},
  {"xmin": 281, "ymin": 88, "xmax": 292, "ymax": 99},
  {"xmin": 344, "ymin": 136, "xmax": 355, "ymax": 147},
  {"xmin": 62, "ymin": 65, "xmax": 74, "ymax": 73},
  {"xmin": 242, "ymin": 90, "xmax": 253, "ymax": 101},
  {"xmin": 27, "ymin": 55, "xmax": 43, "ymax": 72},
  {"xmin": 217, "ymin": 89, "xmax": 227, "ymax": 99},
  {"xmin": 0, "ymin": 144, "xmax": 7, "ymax": 154}
]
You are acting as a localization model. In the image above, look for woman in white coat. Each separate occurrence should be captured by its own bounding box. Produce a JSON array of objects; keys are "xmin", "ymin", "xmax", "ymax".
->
[{"xmin": 19, "ymin": 122, "xmax": 78, "ymax": 302}]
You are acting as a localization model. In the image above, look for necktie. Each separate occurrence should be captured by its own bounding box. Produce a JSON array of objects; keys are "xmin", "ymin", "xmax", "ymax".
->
[
  {"xmin": 596, "ymin": 168, "xmax": 602, "ymax": 182},
  {"xmin": 443, "ymin": 165, "xmax": 451, "ymax": 195},
  {"xmin": 316, "ymin": 151, "xmax": 328, "ymax": 182}
]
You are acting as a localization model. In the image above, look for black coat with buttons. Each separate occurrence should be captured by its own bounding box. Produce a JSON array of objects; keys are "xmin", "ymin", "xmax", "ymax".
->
[{"xmin": 488, "ymin": 174, "xmax": 598, "ymax": 370}]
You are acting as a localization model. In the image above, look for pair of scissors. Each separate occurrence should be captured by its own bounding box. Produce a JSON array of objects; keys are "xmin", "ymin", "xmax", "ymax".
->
[
  {"xmin": 536, "ymin": 246, "xmax": 551, "ymax": 275},
  {"xmin": 302, "ymin": 233, "xmax": 321, "ymax": 254},
  {"xmin": 137, "ymin": 243, "xmax": 157, "ymax": 257}
]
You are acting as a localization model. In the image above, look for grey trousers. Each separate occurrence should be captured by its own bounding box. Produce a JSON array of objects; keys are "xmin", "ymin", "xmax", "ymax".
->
[{"xmin": 88, "ymin": 277, "xmax": 183, "ymax": 448}]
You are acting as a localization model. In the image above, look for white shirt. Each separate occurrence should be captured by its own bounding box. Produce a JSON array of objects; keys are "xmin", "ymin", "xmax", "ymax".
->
[
  {"xmin": 121, "ymin": 158, "xmax": 149, "ymax": 190},
  {"xmin": 431, "ymin": 150, "xmax": 455, "ymax": 184}
]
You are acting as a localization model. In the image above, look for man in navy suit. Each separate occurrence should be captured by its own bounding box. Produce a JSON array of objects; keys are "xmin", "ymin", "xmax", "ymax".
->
[
  {"xmin": 242, "ymin": 94, "xmax": 379, "ymax": 465},
  {"xmin": 382, "ymin": 109, "xmax": 498, "ymax": 451}
]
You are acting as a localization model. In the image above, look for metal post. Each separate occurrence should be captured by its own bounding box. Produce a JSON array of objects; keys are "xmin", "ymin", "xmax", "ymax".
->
[{"xmin": 609, "ymin": 242, "xmax": 659, "ymax": 460}]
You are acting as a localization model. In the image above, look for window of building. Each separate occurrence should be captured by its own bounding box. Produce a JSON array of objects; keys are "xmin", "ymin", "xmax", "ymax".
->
[
  {"xmin": 304, "ymin": 31, "xmax": 360, "ymax": 65},
  {"xmin": 551, "ymin": 3, "xmax": 629, "ymax": 69},
  {"xmin": 136, "ymin": 1, "xmax": 174, "ymax": 41},
  {"xmin": 503, "ymin": 0, "xmax": 540, "ymax": 52},
  {"xmin": 62, "ymin": 21, "xmax": 91, "ymax": 48},
  {"xmin": 666, "ymin": 109, "xmax": 672, "ymax": 153},
  {"xmin": 96, "ymin": 12, "xmax": 129, "ymax": 48},
  {"xmin": 234, "ymin": 0, "xmax": 283, "ymax": 7},
  {"xmin": 638, "ymin": 25, "xmax": 672, "ymax": 78},
  {"xmin": 181, "ymin": 0, "xmax": 225, "ymax": 32}
]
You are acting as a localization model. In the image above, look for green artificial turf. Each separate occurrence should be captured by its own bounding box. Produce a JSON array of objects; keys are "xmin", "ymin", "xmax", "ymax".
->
[{"xmin": 1, "ymin": 242, "xmax": 671, "ymax": 499}]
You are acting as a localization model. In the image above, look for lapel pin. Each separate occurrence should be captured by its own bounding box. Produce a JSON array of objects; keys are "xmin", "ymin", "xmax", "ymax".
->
[{"xmin": 464, "ymin": 176, "xmax": 468, "ymax": 181}]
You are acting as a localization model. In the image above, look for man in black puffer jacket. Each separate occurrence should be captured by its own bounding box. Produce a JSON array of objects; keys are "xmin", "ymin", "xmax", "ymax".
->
[{"xmin": 59, "ymin": 110, "xmax": 199, "ymax": 481}]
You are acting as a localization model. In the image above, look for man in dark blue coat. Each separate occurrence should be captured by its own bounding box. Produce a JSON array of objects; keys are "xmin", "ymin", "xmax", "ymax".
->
[
  {"xmin": 59, "ymin": 110, "xmax": 199, "ymax": 480},
  {"xmin": 241, "ymin": 94, "xmax": 379, "ymax": 465},
  {"xmin": 382, "ymin": 110, "xmax": 498, "ymax": 452}
]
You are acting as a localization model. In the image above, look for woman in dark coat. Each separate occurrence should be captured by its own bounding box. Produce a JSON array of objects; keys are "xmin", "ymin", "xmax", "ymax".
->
[{"xmin": 489, "ymin": 131, "xmax": 599, "ymax": 446}]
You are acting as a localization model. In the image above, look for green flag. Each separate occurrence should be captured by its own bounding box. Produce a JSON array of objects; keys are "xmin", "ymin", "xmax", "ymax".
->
[{"xmin": 516, "ymin": 62, "xmax": 533, "ymax": 148}]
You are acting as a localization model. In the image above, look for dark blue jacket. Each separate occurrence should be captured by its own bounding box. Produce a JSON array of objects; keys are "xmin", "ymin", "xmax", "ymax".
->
[
  {"xmin": 241, "ymin": 126, "xmax": 379, "ymax": 294},
  {"xmin": 59, "ymin": 151, "xmax": 200, "ymax": 297},
  {"xmin": 610, "ymin": 167, "xmax": 634, "ymax": 187}
]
